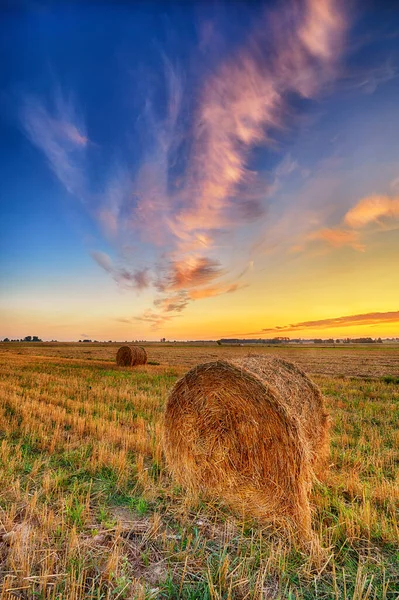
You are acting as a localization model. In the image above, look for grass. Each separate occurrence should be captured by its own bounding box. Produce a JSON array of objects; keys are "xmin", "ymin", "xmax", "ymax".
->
[
  {"xmin": 2, "ymin": 340, "xmax": 399, "ymax": 378},
  {"xmin": 0, "ymin": 345, "xmax": 398, "ymax": 599}
]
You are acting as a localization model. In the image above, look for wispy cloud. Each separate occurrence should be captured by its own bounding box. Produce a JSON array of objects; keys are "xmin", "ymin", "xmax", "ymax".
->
[
  {"xmin": 306, "ymin": 227, "xmax": 365, "ymax": 251},
  {"xmin": 21, "ymin": 0, "xmax": 349, "ymax": 330},
  {"xmin": 21, "ymin": 89, "xmax": 88, "ymax": 198},
  {"xmin": 304, "ymin": 191, "xmax": 399, "ymax": 252},
  {"xmin": 170, "ymin": 0, "xmax": 346, "ymax": 240},
  {"xmin": 156, "ymin": 257, "xmax": 224, "ymax": 292},
  {"xmin": 132, "ymin": 310, "xmax": 176, "ymax": 329},
  {"xmin": 116, "ymin": 311, "xmax": 173, "ymax": 330},
  {"xmin": 189, "ymin": 282, "xmax": 247, "ymax": 300},
  {"xmin": 128, "ymin": 0, "xmax": 348, "ymax": 324},
  {"xmin": 123, "ymin": 281, "xmax": 247, "ymax": 330},
  {"xmin": 344, "ymin": 194, "xmax": 399, "ymax": 228},
  {"xmin": 91, "ymin": 251, "xmax": 150, "ymax": 291},
  {"xmin": 254, "ymin": 311, "xmax": 399, "ymax": 334},
  {"xmin": 342, "ymin": 61, "xmax": 398, "ymax": 95},
  {"xmin": 154, "ymin": 292, "xmax": 190, "ymax": 313}
]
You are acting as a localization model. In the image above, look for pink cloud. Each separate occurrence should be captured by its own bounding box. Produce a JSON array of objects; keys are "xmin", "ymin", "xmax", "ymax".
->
[
  {"xmin": 131, "ymin": 0, "xmax": 347, "ymax": 253},
  {"xmin": 344, "ymin": 194, "xmax": 399, "ymax": 228},
  {"xmin": 260, "ymin": 311, "xmax": 399, "ymax": 333},
  {"xmin": 306, "ymin": 227, "xmax": 365, "ymax": 251},
  {"xmin": 126, "ymin": 0, "xmax": 348, "ymax": 323},
  {"xmin": 299, "ymin": 0, "xmax": 344, "ymax": 63},
  {"xmin": 189, "ymin": 282, "xmax": 246, "ymax": 300},
  {"xmin": 133, "ymin": 279, "xmax": 246, "ymax": 329},
  {"xmin": 156, "ymin": 257, "xmax": 224, "ymax": 292},
  {"xmin": 304, "ymin": 190, "xmax": 399, "ymax": 252},
  {"xmin": 235, "ymin": 311, "xmax": 399, "ymax": 336},
  {"xmin": 22, "ymin": 2, "xmax": 350, "ymax": 329}
]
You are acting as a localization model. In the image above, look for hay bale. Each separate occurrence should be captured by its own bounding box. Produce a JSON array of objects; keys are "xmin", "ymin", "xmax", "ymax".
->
[
  {"xmin": 137, "ymin": 346, "xmax": 148, "ymax": 365},
  {"xmin": 116, "ymin": 345, "xmax": 147, "ymax": 367},
  {"xmin": 163, "ymin": 356, "xmax": 329, "ymax": 537},
  {"xmin": 116, "ymin": 345, "xmax": 134, "ymax": 366},
  {"xmin": 231, "ymin": 355, "xmax": 329, "ymax": 468}
]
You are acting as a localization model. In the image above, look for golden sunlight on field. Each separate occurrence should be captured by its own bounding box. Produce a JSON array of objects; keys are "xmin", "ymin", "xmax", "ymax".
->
[
  {"xmin": 2, "ymin": 341, "xmax": 399, "ymax": 377},
  {"xmin": 0, "ymin": 343, "xmax": 398, "ymax": 598}
]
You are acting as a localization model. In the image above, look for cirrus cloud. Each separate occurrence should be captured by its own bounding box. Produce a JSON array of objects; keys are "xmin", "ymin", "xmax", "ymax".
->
[
  {"xmin": 238, "ymin": 310, "xmax": 399, "ymax": 335},
  {"xmin": 21, "ymin": 0, "xmax": 349, "ymax": 330},
  {"xmin": 344, "ymin": 194, "xmax": 399, "ymax": 228},
  {"xmin": 91, "ymin": 251, "xmax": 150, "ymax": 291},
  {"xmin": 306, "ymin": 227, "xmax": 365, "ymax": 251},
  {"xmin": 21, "ymin": 89, "xmax": 88, "ymax": 198},
  {"xmin": 304, "ymin": 190, "xmax": 399, "ymax": 253}
]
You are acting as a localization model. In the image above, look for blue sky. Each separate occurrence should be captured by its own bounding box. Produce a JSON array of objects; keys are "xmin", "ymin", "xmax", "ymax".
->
[{"xmin": 1, "ymin": 1, "xmax": 399, "ymax": 340}]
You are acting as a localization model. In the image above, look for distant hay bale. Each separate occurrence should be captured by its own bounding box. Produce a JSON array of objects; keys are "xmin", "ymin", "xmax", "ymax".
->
[
  {"xmin": 116, "ymin": 346, "xmax": 133, "ymax": 366},
  {"xmin": 163, "ymin": 356, "xmax": 330, "ymax": 537},
  {"xmin": 137, "ymin": 346, "xmax": 148, "ymax": 365},
  {"xmin": 116, "ymin": 345, "xmax": 148, "ymax": 367}
]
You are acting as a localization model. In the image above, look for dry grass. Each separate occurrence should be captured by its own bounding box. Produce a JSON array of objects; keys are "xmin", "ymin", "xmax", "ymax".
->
[
  {"xmin": 0, "ymin": 344, "xmax": 398, "ymax": 598},
  {"xmin": 2, "ymin": 341, "xmax": 399, "ymax": 378}
]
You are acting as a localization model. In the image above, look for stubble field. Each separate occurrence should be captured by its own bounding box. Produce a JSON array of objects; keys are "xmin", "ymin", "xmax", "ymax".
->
[{"xmin": 0, "ymin": 342, "xmax": 398, "ymax": 599}]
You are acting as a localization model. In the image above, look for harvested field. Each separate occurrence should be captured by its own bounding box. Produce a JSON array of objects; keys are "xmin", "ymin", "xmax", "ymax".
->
[
  {"xmin": 2, "ymin": 341, "xmax": 399, "ymax": 377},
  {"xmin": 0, "ymin": 343, "xmax": 398, "ymax": 598}
]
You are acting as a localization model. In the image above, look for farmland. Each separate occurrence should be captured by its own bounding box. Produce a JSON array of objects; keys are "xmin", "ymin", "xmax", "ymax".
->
[{"xmin": 0, "ymin": 343, "xmax": 399, "ymax": 599}]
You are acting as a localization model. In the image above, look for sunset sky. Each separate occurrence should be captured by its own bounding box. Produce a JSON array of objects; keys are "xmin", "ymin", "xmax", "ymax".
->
[{"xmin": 1, "ymin": 0, "xmax": 399, "ymax": 341}]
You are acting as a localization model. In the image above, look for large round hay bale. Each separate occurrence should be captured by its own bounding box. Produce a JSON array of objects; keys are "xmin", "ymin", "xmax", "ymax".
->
[
  {"xmin": 163, "ymin": 356, "xmax": 329, "ymax": 537},
  {"xmin": 231, "ymin": 355, "xmax": 329, "ymax": 467},
  {"xmin": 116, "ymin": 345, "xmax": 147, "ymax": 367}
]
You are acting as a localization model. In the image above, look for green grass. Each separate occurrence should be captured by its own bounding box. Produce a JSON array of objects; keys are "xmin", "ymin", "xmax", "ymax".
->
[{"xmin": 0, "ymin": 350, "xmax": 398, "ymax": 598}]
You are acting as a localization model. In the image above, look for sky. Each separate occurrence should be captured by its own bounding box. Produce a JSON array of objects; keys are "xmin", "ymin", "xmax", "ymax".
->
[{"xmin": 1, "ymin": 0, "xmax": 399, "ymax": 341}]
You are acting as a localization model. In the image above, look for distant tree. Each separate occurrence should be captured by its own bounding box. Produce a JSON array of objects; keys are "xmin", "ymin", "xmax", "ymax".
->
[
  {"xmin": 32, "ymin": 336, "xmax": 42, "ymax": 342},
  {"xmin": 3, "ymin": 338, "xmax": 10, "ymax": 342},
  {"xmin": 335, "ymin": 339, "xmax": 340, "ymax": 344},
  {"xmin": 24, "ymin": 336, "xmax": 32, "ymax": 342}
]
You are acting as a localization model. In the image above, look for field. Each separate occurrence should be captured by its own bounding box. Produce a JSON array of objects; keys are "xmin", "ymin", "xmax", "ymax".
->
[{"xmin": 0, "ymin": 342, "xmax": 398, "ymax": 599}]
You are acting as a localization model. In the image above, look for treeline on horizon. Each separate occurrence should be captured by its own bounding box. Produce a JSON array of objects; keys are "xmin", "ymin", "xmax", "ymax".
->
[
  {"xmin": 218, "ymin": 337, "xmax": 387, "ymax": 344},
  {"xmin": 2, "ymin": 337, "xmax": 399, "ymax": 344}
]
